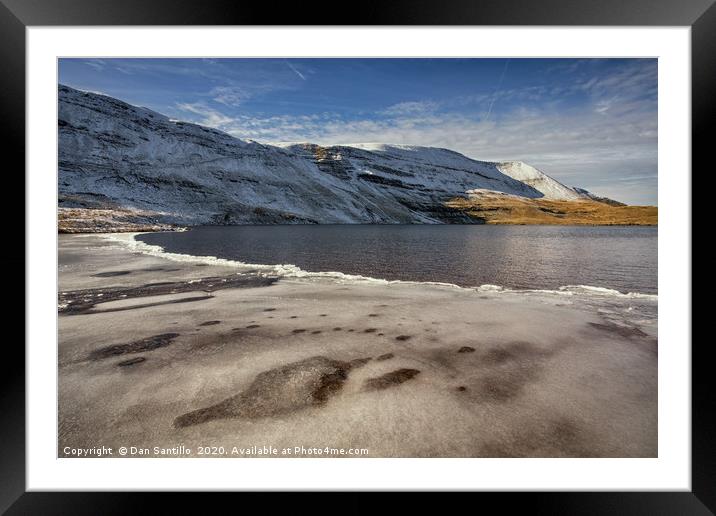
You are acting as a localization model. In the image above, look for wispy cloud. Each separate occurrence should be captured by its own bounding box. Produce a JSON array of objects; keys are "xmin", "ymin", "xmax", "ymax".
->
[
  {"xmin": 483, "ymin": 58, "xmax": 510, "ymax": 122},
  {"xmin": 84, "ymin": 59, "xmax": 106, "ymax": 71},
  {"xmin": 79, "ymin": 58, "xmax": 310, "ymax": 109},
  {"xmin": 209, "ymin": 86, "xmax": 250, "ymax": 107},
  {"xmin": 380, "ymin": 101, "xmax": 438, "ymax": 116},
  {"xmin": 175, "ymin": 102, "xmax": 235, "ymax": 128},
  {"xmin": 285, "ymin": 61, "xmax": 307, "ymax": 81}
]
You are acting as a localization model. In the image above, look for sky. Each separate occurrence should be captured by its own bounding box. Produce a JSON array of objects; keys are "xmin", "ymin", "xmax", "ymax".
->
[{"xmin": 59, "ymin": 58, "xmax": 657, "ymax": 205}]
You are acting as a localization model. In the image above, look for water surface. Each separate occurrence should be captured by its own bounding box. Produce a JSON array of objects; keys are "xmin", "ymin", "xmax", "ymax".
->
[{"xmin": 138, "ymin": 225, "xmax": 657, "ymax": 295}]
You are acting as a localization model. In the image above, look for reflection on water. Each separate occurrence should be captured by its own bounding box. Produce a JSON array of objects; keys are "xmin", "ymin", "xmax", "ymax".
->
[{"xmin": 139, "ymin": 225, "xmax": 657, "ymax": 295}]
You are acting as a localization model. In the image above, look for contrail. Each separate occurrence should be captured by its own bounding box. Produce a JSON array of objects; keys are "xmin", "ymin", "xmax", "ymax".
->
[
  {"xmin": 484, "ymin": 58, "xmax": 510, "ymax": 123},
  {"xmin": 286, "ymin": 61, "xmax": 306, "ymax": 81}
]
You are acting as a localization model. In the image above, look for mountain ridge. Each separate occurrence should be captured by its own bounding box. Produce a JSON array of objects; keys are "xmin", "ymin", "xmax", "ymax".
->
[{"xmin": 58, "ymin": 85, "xmax": 639, "ymax": 229}]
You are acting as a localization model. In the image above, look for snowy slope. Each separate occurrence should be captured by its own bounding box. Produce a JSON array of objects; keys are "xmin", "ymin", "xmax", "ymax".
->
[
  {"xmin": 58, "ymin": 85, "xmax": 593, "ymax": 224},
  {"xmin": 496, "ymin": 161, "xmax": 583, "ymax": 201}
]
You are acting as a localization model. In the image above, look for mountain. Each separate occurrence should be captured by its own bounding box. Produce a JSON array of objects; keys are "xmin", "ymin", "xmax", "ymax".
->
[
  {"xmin": 495, "ymin": 161, "xmax": 583, "ymax": 201},
  {"xmin": 58, "ymin": 85, "xmax": 626, "ymax": 228}
]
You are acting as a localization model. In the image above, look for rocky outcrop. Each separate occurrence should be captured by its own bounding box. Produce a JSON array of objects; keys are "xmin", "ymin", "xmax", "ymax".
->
[{"xmin": 58, "ymin": 207, "xmax": 180, "ymax": 233}]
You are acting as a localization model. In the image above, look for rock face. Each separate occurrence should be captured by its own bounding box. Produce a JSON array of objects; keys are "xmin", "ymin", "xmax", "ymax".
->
[{"xmin": 58, "ymin": 85, "xmax": 603, "ymax": 225}]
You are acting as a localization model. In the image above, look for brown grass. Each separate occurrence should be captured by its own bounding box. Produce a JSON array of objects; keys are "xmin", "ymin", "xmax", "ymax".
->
[{"xmin": 445, "ymin": 196, "xmax": 657, "ymax": 225}]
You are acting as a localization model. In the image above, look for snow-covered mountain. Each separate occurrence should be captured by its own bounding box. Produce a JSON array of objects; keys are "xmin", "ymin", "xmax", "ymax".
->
[
  {"xmin": 58, "ymin": 85, "xmax": 601, "ymax": 224},
  {"xmin": 496, "ymin": 161, "xmax": 583, "ymax": 201}
]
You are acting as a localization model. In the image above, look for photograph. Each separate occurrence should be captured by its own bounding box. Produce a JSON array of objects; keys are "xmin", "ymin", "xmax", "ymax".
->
[{"xmin": 56, "ymin": 57, "xmax": 658, "ymax": 459}]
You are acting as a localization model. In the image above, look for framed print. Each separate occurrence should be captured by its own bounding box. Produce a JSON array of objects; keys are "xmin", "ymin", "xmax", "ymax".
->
[{"xmin": 3, "ymin": 0, "xmax": 711, "ymax": 512}]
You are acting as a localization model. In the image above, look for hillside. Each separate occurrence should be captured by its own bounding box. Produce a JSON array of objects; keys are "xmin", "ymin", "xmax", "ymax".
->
[
  {"xmin": 446, "ymin": 191, "xmax": 656, "ymax": 225},
  {"xmin": 57, "ymin": 85, "xmax": 653, "ymax": 229}
]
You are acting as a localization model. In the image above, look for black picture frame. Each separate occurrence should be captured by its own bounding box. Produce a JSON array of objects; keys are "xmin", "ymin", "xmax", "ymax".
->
[{"xmin": 2, "ymin": 0, "xmax": 709, "ymax": 513}]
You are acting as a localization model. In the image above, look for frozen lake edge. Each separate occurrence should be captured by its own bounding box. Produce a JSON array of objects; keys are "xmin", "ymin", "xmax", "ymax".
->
[{"xmin": 57, "ymin": 233, "xmax": 657, "ymax": 458}]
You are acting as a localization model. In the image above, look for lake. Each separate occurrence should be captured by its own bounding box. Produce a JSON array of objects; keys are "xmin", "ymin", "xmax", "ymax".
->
[{"xmin": 138, "ymin": 225, "xmax": 657, "ymax": 295}]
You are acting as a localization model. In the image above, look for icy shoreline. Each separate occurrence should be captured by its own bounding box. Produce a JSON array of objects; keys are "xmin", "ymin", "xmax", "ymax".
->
[
  {"xmin": 107, "ymin": 232, "xmax": 658, "ymax": 302},
  {"xmin": 58, "ymin": 233, "xmax": 657, "ymax": 457}
]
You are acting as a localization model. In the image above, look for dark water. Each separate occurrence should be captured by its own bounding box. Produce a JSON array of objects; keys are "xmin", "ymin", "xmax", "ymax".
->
[{"xmin": 138, "ymin": 225, "xmax": 658, "ymax": 295}]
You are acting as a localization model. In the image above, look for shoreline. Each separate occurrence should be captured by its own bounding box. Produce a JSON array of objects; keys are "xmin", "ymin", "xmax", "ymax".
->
[
  {"xmin": 58, "ymin": 219, "xmax": 658, "ymax": 235},
  {"xmin": 58, "ymin": 233, "xmax": 657, "ymax": 458},
  {"xmin": 119, "ymin": 231, "xmax": 658, "ymax": 300}
]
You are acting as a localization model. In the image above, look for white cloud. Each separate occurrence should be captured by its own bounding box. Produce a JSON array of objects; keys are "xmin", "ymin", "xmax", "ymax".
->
[
  {"xmin": 380, "ymin": 101, "xmax": 438, "ymax": 116},
  {"xmin": 175, "ymin": 102, "xmax": 235, "ymax": 128},
  {"xmin": 210, "ymin": 86, "xmax": 250, "ymax": 107}
]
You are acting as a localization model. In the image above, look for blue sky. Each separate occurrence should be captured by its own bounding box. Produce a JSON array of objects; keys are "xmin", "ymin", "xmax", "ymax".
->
[{"xmin": 59, "ymin": 58, "xmax": 657, "ymax": 205}]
